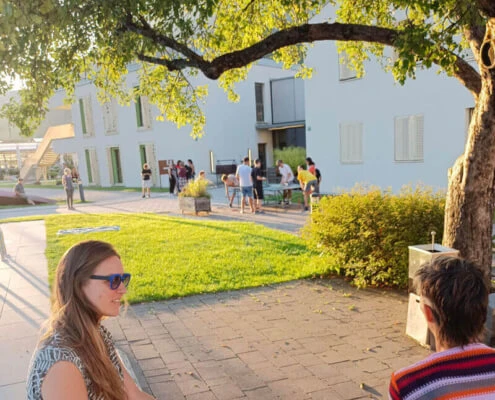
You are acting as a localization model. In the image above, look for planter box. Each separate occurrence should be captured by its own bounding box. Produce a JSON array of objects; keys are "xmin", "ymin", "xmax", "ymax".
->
[
  {"xmin": 406, "ymin": 244, "xmax": 459, "ymax": 348},
  {"xmin": 179, "ymin": 196, "xmax": 211, "ymax": 215}
]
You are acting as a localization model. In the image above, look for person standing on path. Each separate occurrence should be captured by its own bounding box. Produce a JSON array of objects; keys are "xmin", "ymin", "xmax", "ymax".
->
[
  {"xmin": 141, "ymin": 163, "xmax": 152, "ymax": 198},
  {"xmin": 251, "ymin": 159, "xmax": 266, "ymax": 213},
  {"xmin": 236, "ymin": 156, "xmax": 255, "ymax": 214},
  {"xmin": 26, "ymin": 240, "xmax": 155, "ymax": 400},
  {"xmin": 389, "ymin": 256, "xmax": 495, "ymax": 399},
  {"xmin": 62, "ymin": 168, "xmax": 75, "ymax": 210},
  {"xmin": 276, "ymin": 159, "xmax": 294, "ymax": 205}
]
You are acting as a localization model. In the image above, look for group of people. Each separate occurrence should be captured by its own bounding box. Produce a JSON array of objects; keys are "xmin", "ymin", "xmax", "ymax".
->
[
  {"xmin": 221, "ymin": 156, "xmax": 322, "ymax": 212},
  {"xmin": 167, "ymin": 159, "xmax": 196, "ymax": 195},
  {"xmin": 26, "ymin": 238, "xmax": 495, "ymax": 399},
  {"xmin": 221, "ymin": 157, "xmax": 266, "ymax": 214}
]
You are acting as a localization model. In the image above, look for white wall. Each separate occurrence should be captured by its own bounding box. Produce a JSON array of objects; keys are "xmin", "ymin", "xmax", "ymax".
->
[
  {"xmin": 53, "ymin": 61, "xmax": 297, "ymax": 188},
  {"xmin": 305, "ymin": 8, "xmax": 474, "ymax": 193}
]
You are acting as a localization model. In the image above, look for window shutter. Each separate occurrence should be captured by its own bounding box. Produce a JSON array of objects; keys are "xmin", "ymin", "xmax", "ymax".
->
[
  {"xmin": 135, "ymin": 96, "xmax": 143, "ymax": 127},
  {"xmin": 88, "ymin": 148, "xmax": 100, "ymax": 185},
  {"xmin": 83, "ymin": 96, "xmax": 94, "ymax": 136},
  {"xmin": 340, "ymin": 122, "xmax": 363, "ymax": 163},
  {"xmin": 339, "ymin": 52, "xmax": 357, "ymax": 81},
  {"xmin": 141, "ymin": 96, "xmax": 152, "ymax": 129},
  {"xmin": 395, "ymin": 115, "xmax": 423, "ymax": 162},
  {"xmin": 102, "ymin": 99, "xmax": 118, "ymax": 134},
  {"xmin": 106, "ymin": 147, "xmax": 114, "ymax": 185}
]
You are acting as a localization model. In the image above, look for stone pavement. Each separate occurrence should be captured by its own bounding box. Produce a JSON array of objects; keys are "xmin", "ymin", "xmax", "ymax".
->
[
  {"xmin": 0, "ymin": 189, "xmax": 431, "ymax": 399},
  {"xmin": 106, "ymin": 280, "xmax": 429, "ymax": 399}
]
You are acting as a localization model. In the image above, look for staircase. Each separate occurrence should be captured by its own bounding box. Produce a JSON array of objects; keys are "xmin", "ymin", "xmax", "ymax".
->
[{"xmin": 20, "ymin": 124, "xmax": 74, "ymax": 181}]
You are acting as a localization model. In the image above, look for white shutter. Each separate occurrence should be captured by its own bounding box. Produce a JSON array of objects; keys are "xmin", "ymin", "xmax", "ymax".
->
[
  {"xmin": 339, "ymin": 52, "xmax": 356, "ymax": 81},
  {"xmin": 89, "ymin": 148, "xmax": 100, "ymax": 185},
  {"xmin": 106, "ymin": 147, "xmax": 114, "ymax": 185},
  {"xmin": 394, "ymin": 117, "xmax": 409, "ymax": 161},
  {"xmin": 145, "ymin": 143, "xmax": 157, "ymax": 185},
  {"xmin": 83, "ymin": 96, "xmax": 94, "ymax": 136},
  {"xmin": 340, "ymin": 122, "xmax": 363, "ymax": 163},
  {"xmin": 102, "ymin": 99, "xmax": 118, "ymax": 135},
  {"xmin": 395, "ymin": 115, "xmax": 423, "ymax": 162},
  {"xmin": 141, "ymin": 96, "xmax": 152, "ymax": 129}
]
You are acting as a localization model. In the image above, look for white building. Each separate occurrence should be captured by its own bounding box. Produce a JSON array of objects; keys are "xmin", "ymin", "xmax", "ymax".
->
[
  {"xmin": 304, "ymin": 8, "xmax": 474, "ymax": 193},
  {"xmin": 51, "ymin": 61, "xmax": 305, "ymax": 188}
]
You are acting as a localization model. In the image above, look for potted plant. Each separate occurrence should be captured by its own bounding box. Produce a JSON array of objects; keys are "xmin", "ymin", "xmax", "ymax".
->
[{"xmin": 178, "ymin": 179, "xmax": 211, "ymax": 215}]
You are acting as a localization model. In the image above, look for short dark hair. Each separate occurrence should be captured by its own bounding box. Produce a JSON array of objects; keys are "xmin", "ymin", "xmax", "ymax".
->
[
  {"xmin": 414, "ymin": 256, "xmax": 489, "ymax": 347},
  {"xmin": 243, "ymin": 156, "xmax": 250, "ymax": 163}
]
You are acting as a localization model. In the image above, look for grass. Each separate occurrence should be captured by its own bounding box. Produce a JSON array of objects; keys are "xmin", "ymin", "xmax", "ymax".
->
[{"xmin": 37, "ymin": 213, "xmax": 334, "ymax": 304}]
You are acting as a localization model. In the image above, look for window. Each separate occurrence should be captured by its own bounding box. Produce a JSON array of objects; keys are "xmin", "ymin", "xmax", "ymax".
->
[
  {"xmin": 340, "ymin": 122, "xmax": 363, "ymax": 163},
  {"xmin": 135, "ymin": 89, "xmax": 152, "ymax": 129},
  {"xmin": 84, "ymin": 148, "xmax": 100, "ymax": 185},
  {"xmin": 255, "ymin": 83, "xmax": 264, "ymax": 122},
  {"xmin": 107, "ymin": 147, "xmax": 123, "ymax": 184},
  {"xmin": 339, "ymin": 52, "xmax": 357, "ymax": 81},
  {"xmin": 79, "ymin": 96, "xmax": 94, "ymax": 136},
  {"xmin": 102, "ymin": 98, "xmax": 118, "ymax": 135},
  {"xmin": 394, "ymin": 115, "xmax": 424, "ymax": 162}
]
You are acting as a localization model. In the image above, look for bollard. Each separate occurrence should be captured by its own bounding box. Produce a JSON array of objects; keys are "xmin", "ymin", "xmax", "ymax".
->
[{"xmin": 78, "ymin": 180, "xmax": 86, "ymax": 202}]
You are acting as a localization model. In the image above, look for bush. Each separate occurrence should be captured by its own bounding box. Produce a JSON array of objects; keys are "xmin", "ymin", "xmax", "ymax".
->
[
  {"xmin": 179, "ymin": 179, "xmax": 211, "ymax": 198},
  {"xmin": 302, "ymin": 185, "xmax": 445, "ymax": 288},
  {"xmin": 273, "ymin": 146, "xmax": 306, "ymax": 173}
]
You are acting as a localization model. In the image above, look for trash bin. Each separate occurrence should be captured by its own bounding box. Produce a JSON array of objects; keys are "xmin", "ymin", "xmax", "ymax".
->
[{"xmin": 405, "ymin": 243, "xmax": 459, "ymax": 348}]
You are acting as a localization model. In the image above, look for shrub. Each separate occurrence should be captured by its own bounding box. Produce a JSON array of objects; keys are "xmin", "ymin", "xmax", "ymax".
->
[
  {"xmin": 302, "ymin": 185, "xmax": 445, "ymax": 288},
  {"xmin": 179, "ymin": 179, "xmax": 211, "ymax": 198},
  {"xmin": 273, "ymin": 146, "xmax": 306, "ymax": 173}
]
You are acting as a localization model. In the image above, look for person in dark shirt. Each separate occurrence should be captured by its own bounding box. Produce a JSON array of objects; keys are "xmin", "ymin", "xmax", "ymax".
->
[{"xmin": 251, "ymin": 159, "xmax": 266, "ymax": 213}]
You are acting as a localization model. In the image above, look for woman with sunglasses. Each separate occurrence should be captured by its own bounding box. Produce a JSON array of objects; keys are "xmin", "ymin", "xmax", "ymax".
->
[{"xmin": 27, "ymin": 240, "xmax": 155, "ymax": 400}]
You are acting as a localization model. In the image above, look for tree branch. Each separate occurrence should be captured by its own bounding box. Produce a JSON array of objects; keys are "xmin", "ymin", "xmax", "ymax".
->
[{"xmin": 125, "ymin": 20, "xmax": 482, "ymax": 97}]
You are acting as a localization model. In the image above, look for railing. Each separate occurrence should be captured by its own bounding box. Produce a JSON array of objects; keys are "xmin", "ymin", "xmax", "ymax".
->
[{"xmin": 20, "ymin": 124, "xmax": 75, "ymax": 180}]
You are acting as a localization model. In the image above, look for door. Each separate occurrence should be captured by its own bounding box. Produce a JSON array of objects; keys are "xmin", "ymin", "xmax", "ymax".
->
[{"xmin": 258, "ymin": 143, "xmax": 267, "ymax": 173}]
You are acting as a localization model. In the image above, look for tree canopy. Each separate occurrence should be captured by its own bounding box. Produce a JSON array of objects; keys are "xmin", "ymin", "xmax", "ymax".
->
[{"xmin": 0, "ymin": 0, "xmax": 488, "ymax": 137}]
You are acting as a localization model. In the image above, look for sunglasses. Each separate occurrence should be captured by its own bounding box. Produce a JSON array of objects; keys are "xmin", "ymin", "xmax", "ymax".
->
[{"xmin": 90, "ymin": 273, "xmax": 131, "ymax": 290}]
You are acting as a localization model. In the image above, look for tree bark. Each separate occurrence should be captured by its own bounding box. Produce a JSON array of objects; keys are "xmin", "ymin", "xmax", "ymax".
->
[{"xmin": 444, "ymin": 61, "xmax": 495, "ymax": 272}]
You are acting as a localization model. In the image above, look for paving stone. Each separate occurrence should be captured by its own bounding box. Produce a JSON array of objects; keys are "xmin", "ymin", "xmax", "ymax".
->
[
  {"xmin": 210, "ymin": 382, "xmax": 245, "ymax": 400},
  {"xmin": 149, "ymin": 381, "xmax": 185, "ymax": 400}
]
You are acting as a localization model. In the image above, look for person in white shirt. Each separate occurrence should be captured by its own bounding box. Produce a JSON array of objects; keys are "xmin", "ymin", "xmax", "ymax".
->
[
  {"xmin": 235, "ymin": 157, "xmax": 255, "ymax": 214},
  {"xmin": 276, "ymin": 159, "xmax": 294, "ymax": 205}
]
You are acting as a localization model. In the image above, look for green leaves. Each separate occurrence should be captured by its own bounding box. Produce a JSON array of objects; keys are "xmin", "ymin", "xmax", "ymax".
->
[{"xmin": 0, "ymin": 0, "xmax": 485, "ymax": 136}]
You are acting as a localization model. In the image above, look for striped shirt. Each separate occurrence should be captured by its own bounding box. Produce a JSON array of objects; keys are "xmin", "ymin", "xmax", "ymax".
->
[{"xmin": 389, "ymin": 343, "xmax": 495, "ymax": 399}]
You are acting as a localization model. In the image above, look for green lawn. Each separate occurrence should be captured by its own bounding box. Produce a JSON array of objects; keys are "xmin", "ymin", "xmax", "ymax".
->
[{"xmin": 38, "ymin": 213, "xmax": 334, "ymax": 303}]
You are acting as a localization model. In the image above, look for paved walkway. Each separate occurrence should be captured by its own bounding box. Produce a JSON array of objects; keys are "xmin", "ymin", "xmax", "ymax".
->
[{"xmin": 0, "ymin": 189, "xmax": 431, "ymax": 399}]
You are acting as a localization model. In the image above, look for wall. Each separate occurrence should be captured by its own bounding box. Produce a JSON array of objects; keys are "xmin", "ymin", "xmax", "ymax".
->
[
  {"xmin": 304, "ymin": 7, "xmax": 474, "ymax": 193},
  {"xmin": 53, "ymin": 61, "xmax": 297, "ymax": 188}
]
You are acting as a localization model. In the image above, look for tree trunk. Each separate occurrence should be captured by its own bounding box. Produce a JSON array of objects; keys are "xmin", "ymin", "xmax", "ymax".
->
[{"xmin": 444, "ymin": 67, "xmax": 495, "ymax": 272}]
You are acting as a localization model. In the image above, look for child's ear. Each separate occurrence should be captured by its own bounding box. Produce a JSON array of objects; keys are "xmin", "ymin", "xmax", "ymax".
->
[{"xmin": 422, "ymin": 303, "xmax": 436, "ymax": 323}]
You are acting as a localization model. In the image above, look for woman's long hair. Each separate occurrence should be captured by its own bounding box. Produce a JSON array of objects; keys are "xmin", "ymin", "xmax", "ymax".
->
[{"xmin": 42, "ymin": 240, "xmax": 127, "ymax": 400}]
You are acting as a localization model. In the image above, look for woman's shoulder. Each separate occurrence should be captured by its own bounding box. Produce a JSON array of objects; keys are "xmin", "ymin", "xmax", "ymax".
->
[{"xmin": 27, "ymin": 334, "xmax": 86, "ymax": 399}]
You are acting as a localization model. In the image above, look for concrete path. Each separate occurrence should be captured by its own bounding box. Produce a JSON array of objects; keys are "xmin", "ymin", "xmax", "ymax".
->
[
  {"xmin": 0, "ymin": 221, "xmax": 50, "ymax": 399},
  {"xmin": 0, "ymin": 186, "xmax": 308, "ymax": 234},
  {"xmin": 0, "ymin": 189, "xmax": 431, "ymax": 399}
]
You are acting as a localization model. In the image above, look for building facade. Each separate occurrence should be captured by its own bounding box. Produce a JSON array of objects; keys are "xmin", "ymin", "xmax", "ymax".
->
[
  {"xmin": 304, "ymin": 7, "xmax": 474, "ymax": 193},
  {"xmin": 52, "ymin": 61, "xmax": 304, "ymax": 188}
]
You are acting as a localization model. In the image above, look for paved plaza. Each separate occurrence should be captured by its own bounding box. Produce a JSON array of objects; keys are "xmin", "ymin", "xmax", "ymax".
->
[{"xmin": 0, "ymin": 188, "xmax": 430, "ymax": 399}]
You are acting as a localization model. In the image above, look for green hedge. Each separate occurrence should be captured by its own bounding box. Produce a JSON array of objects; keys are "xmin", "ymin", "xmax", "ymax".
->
[
  {"xmin": 273, "ymin": 146, "xmax": 306, "ymax": 173},
  {"xmin": 302, "ymin": 185, "xmax": 445, "ymax": 288}
]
